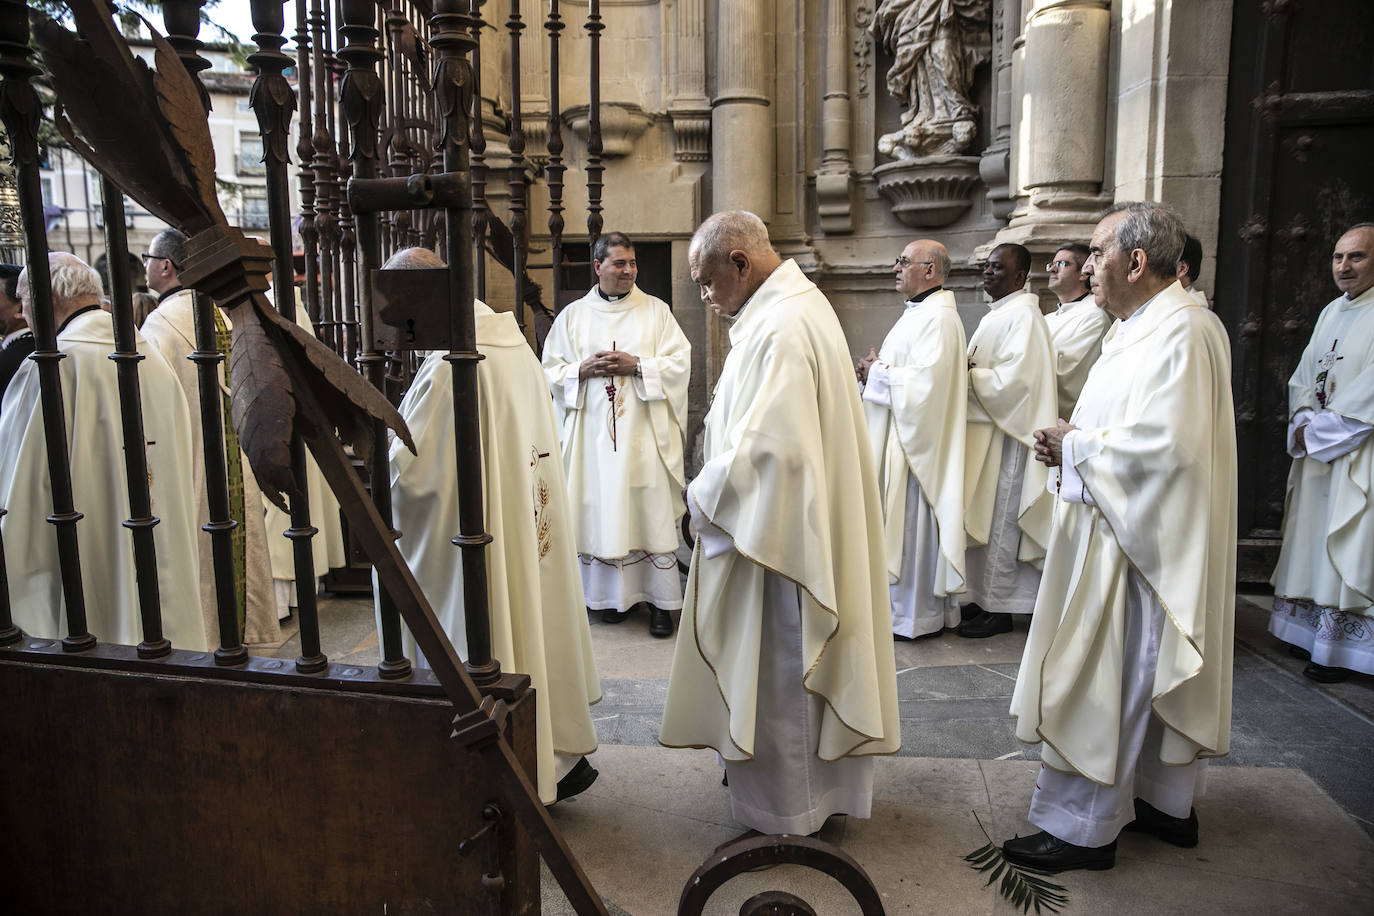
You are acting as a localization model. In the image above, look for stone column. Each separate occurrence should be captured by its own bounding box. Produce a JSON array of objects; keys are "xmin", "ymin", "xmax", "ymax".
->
[
  {"xmin": 979, "ymin": 0, "xmax": 1022, "ymax": 220},
  {"xmin": 816, "ymin": 0, "xmax": 854, "ymax": 234},
  {"xmin": 711, "ymin": 0, "xmax": 775, "ymax": 220},
  {"xmin": 708, "ymin": 0, "xmax": 775, "ymax": 387},
  {"xmin": 668, "ymin": 0, "xmax": 711, "ymax": 165},
  {"xmin": 1000, "ymin": 0, "xmax": 1111, "ymax": 247}
]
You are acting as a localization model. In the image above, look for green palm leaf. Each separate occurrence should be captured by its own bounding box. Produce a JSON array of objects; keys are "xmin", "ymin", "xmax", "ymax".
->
[{"xmin": 964, "ymin": 811, "xmax": 1070, "ymax": 914}]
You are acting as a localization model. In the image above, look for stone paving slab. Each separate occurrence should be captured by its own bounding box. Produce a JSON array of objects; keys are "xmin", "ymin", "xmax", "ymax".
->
[{"xmin": 541, "ymin": 745, "xmax": 1374, "ymax": 915}]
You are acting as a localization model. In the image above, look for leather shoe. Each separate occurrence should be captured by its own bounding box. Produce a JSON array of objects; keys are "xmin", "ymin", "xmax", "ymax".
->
[
  {"xmin": 600, "ymin": 607, "xmax": 631, "ymax": 625},
  {"xmin": 960, "ymin": 602, "xmax": 986, "ymax": 623},
  {"xmin": 1287, "ymin": 644, "xmax": 1311, "ymax": 661},
  {"xmin": 649, "ymin": 606, "xmax": 674, "ymax": 638},
  {"xmin": 553, "ymin": 756, "xmax": 599, "ymax": 803},
  {"xmin": 1303, "ymin": 661, "xmax": 1351, "ymax": 683},
  {"xmin": 957, "ymin": 611, "xmax": 1012, "ymax": 639},
  {"xmin": 1122, "ymin": 798, "xmax": 1198, "ymax": 848},
  {"xmin": 1002, "ymin": 831, "xmax": 1115, "ymax": 873}
]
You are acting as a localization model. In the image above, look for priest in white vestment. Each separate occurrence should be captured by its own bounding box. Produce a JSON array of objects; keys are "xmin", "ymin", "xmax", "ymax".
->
[
  {"xmin": 858, "ymin": 239, "xmax": 967, "ymax": 640},
  {"xmin": 1271, "ymin": 223, "xmax": 1374, "ymax": 683},
  {"xmin": 1005, "ymin": 203, "xmax": 1236, "ymax": 874},
  {"xmin": 0, "ymin": 253, "xmax": 205, "ymax": 652},
  {"xmin": 542, "ymin": 232, "xmax": 690, "ymax": 639},
  {"xmin": 139, "ymin": 228, "xmax": 278, "ymax": 646},
  {"xmin": 1042, "ymin": 242, "xmax": 1111, "ymax": 420},
  {"xmin": 262, "ymin": 297, "xmax": 346, "ymax": 619},
  {"xmin": 958, "ymin": 243, "xmax": 1057, "ymax": 638},
  {"xmin": 380, "ymin": 249, "xmax": 601, "ymax": 805},
  {"xmin": 662, "ymin": 211, "xmax": 900, "ymax": 838}
]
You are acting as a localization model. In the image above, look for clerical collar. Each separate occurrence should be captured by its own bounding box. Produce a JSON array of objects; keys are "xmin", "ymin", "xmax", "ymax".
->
[
  {"xmin": 905, "ymin": 285, "xmax": 943, "ymax": 307},
  {"xmin": 57, "ymin": 303, "xmax": 102, "ymax": 334},
  {"xmin": 156, "ymin": 285, "xmax": 184, "ymax": 304},
  {"xmin": 595, "ymin": 286, "xmax": 628, "ymax": 302}
]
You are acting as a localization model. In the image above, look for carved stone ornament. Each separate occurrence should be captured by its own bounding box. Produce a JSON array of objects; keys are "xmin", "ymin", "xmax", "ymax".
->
[
  {"xmin": 870, "ymin": 0, "xmax": 992, "ymax": 160},
  {"xmin": 562, "ymin": 101, "xmax": 653, "ymax": 158},
  {"xmin": 873, "ymin": 154, "xmax": 981, "ymax": 227}
]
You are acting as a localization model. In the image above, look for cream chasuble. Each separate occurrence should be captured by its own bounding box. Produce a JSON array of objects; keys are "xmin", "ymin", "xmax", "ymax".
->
[
  {"xmin": 1043, "ymin": 294, "xmax": 1112, "ymax": 421},
  {"xmin": 863, "ymin": 290, "xmax": 967, "ymax": 607},
  {"xmin": 1273, "ymin": 285, "xmax": 1374, "ymax": 612},
  {"xmin": 1010, "ymin": 283, "xmax": 1237, "ymax": 785},
  {"xmin": 141, "ymin": 289, "xmax": 279, "ymax": 645},
  {"xmin": 0, "ymin": 309, "xmax": 206, "ymax": 651},
  {"xmin": 263, "ymin": 306, "xmax": 345, "ymax": 596},
  {"xmin": 660, "ymin": 259, "xmax": 900, "ymax": 764},
  {"xmin": 541, "ymin": 285, "xmax": 690, "ymax": 559},
  {"xmin": 964, "ymin": 292, "xmax": 1057, "ymax": 566},
  {"xmin": 386, "ymin": 302, "xmax": 600, "ymax": 804}
]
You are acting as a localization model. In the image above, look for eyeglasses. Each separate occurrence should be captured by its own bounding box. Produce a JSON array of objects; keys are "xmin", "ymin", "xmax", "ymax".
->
[
  {"xmin": 141, "ymin": 252, "xmax": 180, "ymax": 270},
  {"xmin": 1045, "ymin": 260, "xmax": 1075, "ymax": 271},
  {"xmin": 894, "ymin": 257, "xmax": 935, "ymax": 269}
]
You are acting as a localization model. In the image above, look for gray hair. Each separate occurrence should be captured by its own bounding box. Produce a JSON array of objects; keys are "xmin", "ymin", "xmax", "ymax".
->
[
  {"xmin": 690, "ymin": 210, "xmax": 773, "ymax": 266},
  {"xmin": 592, "ymin": 231, "xmax": 633, "ymax": 263},
  {"xmin": 19, "ymin": 252, "xmax": 104, "ymax": 306},
  {"xmin": 149, "ymin": 228, "xmax": 188, "ymax": 270},
  {"xmin": 382, "ymin": 246, "xmax": 445, "ymax": 270},
  {"xmin": 1100, "ymin": 202, "xmax": 1187, "ymax": 281}
]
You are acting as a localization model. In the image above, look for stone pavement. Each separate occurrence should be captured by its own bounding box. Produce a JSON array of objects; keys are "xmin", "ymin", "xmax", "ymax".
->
[{"xmin": 263, "ymin": 592, "xmax": 1374, "ymax": 914}]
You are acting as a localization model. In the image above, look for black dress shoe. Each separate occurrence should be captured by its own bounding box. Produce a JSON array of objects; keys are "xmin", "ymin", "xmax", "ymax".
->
[
  {"xmin": 554, "ymin": 756, "xmax": 599, "ymax": 802},
  {"xmin": 1002, "ymin": 831, "xmax": 1115, "ymax": 873},
  {"xmin": 1304, "ymin": 661, "xmax": 1352, "ymax": 683},
  {"xmin": 1287, "ymin": 644, "xmax": 1311, "ymax": 661},
  {"xmin": 601, "ymin": 607, "xmax": 632, "ymax": 624},
  {"xmin": 649, "ymin": 606, "xmax": 674, "ymax": 638},
  {"xmin": 960, "ymin": 602, "xmax": 986, "ymax": 623},
  {"xmin": 1123, "ymin": 798, "xmax": 1198, "ymax": 847},
  {"xmin": 957, "ymin": 611, "xmax": 1013, "ymax": 639}
]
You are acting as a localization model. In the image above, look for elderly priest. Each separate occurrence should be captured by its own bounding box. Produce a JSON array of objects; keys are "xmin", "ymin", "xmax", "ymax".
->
[
  {"xmin": 661, "ymin": 211, "xmax": 900, "ymax": 838},
  {"xmin": 1004, "ymin": 202, "xmax": 1236, "ymax": 873},
  {"xmin": 1, "ymin": 252, "xmax": 205, "ymax": 651},
  {"xmin": 1271, "ymin": 222, "xmax": 1374, "ymax": 683},
  {"xmin": 379, "ymin": 248, "xmax": 602, "ymax": 805}
]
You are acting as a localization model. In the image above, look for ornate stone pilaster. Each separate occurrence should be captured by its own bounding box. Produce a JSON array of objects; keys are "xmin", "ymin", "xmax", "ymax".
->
[
  {"xmin": 979, "ymin": 0, "xmax": 1021, "ymax": 220},
  {"xmin": 668, "ymin": 0, "xmax": 711, "ymax": 164},
  {"xmin": 816, "ymin": 0, "xmax": 853, "ymax": 234},
  {"xmin": 998, "ymin": 0, "xmax": 1111, "ymax": 248}
]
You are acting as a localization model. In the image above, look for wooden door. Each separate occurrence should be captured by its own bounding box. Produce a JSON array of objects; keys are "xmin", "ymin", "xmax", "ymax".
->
[{"xmin": 1216, "ymin": 0, "xmax": 1374, "ymax": 580}]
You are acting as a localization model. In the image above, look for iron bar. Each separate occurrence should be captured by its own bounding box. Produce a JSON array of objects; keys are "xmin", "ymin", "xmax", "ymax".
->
[
  {"xmin": 163, "ymin": 0, "xmax": 248, "ymax": 666},
  {"xmin": 334, "ymin": 0, "xmax": 360, "ymax": 364},
  {"xmin": 311, "ymin": 0, "xmax": 340, "ymax": 356},
  {"xmin": 99, "ymin": 179, "xmax": 172, "ymax": 660},
  {"xmin": 295, "ymin": 0, "xmax": 322, "ymax": 330},
  {"xmin": 0, "ymin": 506, "xmax": 19, "ymax": 646},
  {"xmin": 468, "ymin": 0, "xmax": 487, "ymax": 302},
  {"xmin": 546, "ymin": 0, "xmax": 565, "ymax": 309},
  {"xmin": 585, "ymin": 0, "xmax": 604, "ymax": 258},
  {"xmin": 430, "ymin": 0, "xmax": 498, "ymax": 686},
  {"xmin": 0, "ymin": 0, "xmax": 92, "ymax": 652},
  {"xmin": 340, "ymin": 0, "xmax": 410, "ymax": 680},
  {"xmin": 506, "ymin": 0, "xmax": 526, "ymax": 331}
]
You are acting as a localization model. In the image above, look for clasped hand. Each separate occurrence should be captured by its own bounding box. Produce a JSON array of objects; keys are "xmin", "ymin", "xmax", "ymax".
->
[
  {"xmin": 580, "ymin": 349, "xmax": 639, "ymax": 380},
  {"xmin": 1033, "ymin": 419, "xmax": 1076, "ymax": 468}
]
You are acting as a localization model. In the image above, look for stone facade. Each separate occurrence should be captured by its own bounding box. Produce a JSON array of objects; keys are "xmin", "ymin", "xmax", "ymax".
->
[{"xmin": 468, "ymin": 0, "xmax": 1234, "ymax": 464}]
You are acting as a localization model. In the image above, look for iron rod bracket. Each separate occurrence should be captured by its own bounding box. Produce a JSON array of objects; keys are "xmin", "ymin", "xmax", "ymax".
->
[{"xmin": 347, "ymin": 172, "xmax": 468, "ymax": 214}]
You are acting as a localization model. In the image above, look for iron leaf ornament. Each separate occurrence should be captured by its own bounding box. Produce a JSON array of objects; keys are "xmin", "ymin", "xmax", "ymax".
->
[{"xmin": 32, "ymin": 0, "xmax": 414, "ymax": 509}]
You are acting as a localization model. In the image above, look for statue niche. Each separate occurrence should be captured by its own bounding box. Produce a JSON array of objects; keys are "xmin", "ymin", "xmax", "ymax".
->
[{"xmin": 870, "ymin": 0, "xmax": 991, "ymax": 227}]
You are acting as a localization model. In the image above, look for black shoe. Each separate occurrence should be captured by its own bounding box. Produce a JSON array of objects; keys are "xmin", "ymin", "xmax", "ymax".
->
[
  {"xmin": 896, "ymin": 628, "xmax": 943, "ymax": 642},
  {"xmin": 1123, "ymin": 798, "xmax": 1198, "ymax": 848},
  {"xmin": 957, "ymin": 611, "xmax": 1013, "ymax": 639},
  {"xmin": 600, "ymin": 607, "xmax": 631, "ymax": 625},
  {"xmin": 1287, "ymin": 644, "xmax": 1311, "ymax": 661},
  {"xmin": 960, "ymin": 603, "xmax": 986, "ymax": 623},
  {"xmin": 649, "ymin": 606, "xmax": 674, "ymax": 638},
  {"xmin": 554, "ymin": 756, "xmax": 599, "ymax": 802},
  {"xmin": 1002, "ymin": 831, "xmax": 1115, "ymax": 873},
  {"xmin": 1303, "ymin": 661, "xmax": 1351, "ymax": 683}
]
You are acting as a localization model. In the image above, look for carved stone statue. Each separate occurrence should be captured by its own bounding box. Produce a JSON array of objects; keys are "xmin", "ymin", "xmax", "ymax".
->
[{"xmin": 871, "ymin": 0, "xmax": 992, "ymax": 159}]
